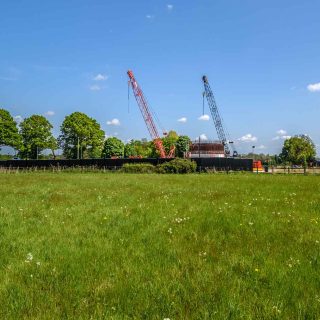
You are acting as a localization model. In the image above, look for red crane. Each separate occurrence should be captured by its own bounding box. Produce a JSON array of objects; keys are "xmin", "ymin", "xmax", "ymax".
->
[{"xmin": 127, "ymin": 70, "xmax": 175, "ymax": 158}]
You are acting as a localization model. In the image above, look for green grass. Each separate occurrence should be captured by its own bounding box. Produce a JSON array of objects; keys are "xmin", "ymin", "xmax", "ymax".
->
[{"xmin": 0, "ymin": 172, "xmax": 320, "ymax": 319}]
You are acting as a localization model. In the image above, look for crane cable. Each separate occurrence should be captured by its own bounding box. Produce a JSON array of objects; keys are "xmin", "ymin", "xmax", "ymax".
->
[{"xmin": 202, "ymin": 91, "xmax": 205, "ymax": 115}]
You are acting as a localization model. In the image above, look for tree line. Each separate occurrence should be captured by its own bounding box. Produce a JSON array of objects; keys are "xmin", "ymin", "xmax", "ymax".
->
[
  {"xmin": 0, "ymin": 109, "xmax": 190, "ymax": 159},
  {"xmin": 0, "ymin": 108, "xmax": 317, "ymax": 164}
]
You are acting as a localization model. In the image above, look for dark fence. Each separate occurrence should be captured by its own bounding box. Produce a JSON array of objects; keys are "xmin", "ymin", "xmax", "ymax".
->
[
  {"xmin": 0, "ymin": 158, "xmax": 253, "ymax": 171},
  {"xmin": 193, "ymin": 157, "xmax": 253, "ymax": 171}
]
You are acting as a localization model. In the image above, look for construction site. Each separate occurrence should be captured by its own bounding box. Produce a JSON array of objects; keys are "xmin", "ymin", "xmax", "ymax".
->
[
  {"xmin": 127, "ymin": 70, "xmax": 262, "ymax": 171},
  {"xmin": 0, "ymin": 69, "xmax": 262, "ymax": 172}
]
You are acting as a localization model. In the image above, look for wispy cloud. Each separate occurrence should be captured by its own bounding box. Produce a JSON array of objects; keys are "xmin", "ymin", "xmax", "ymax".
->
[
  {"xmin": 93, "ymin": 74, "xmax": 108, "ymax": 81},
  {"xmin": 89, "ymin": 85, "xmax": 101, "ymax": 91},
  {"xmin": 14, "ymin": 115, "xmax": 23, "ymax": 124},
  {"xmin": 307, "ymin": 82, "xmax": 320, "ymax": 92},
  {"xmin": 272, "ymin": 135, "xmax": 291, "ymax": 140},
  {"xmin": 32, "ymin": 64, "xmax": 75, "ymax": 72},
  {"xmin": 0, "ymin": 67, "xmax": 21, "ymax": 81},
  {"xmin": 177, "ymin": 117, "xmax": 187, "ymax": 123},
  {"xmin": 0, "ymin": 76, "xmax": 17, "ymax": 81},
  {"xmin": 167, "ymin": 4, "xmax": 173, "ymax": 11},
  {"xmin": 107, "ymin": 118, "xmax": 120, "ymax": 126},
  {"xmin": 238, "ymin": 134, "xmax": 257, "ymax": 142},
  {"xmin": 146, "ymin": 14, "xmax": 155, "ymax": 20},
  {"xmin": 198, "ymin": 114, "xmax": 210, "ymax": 121},
  {"xmin": 256, "ymin": 145, "xmax": 266, "ymax": 150},
  {"xmin": 45, "ymin": 111, "xmax": 55, "ymax": 116}
]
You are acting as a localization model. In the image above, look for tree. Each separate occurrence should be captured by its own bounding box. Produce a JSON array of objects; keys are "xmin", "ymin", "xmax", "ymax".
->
[
  {"xmin": 176, "ymin": 135, "xmax": 191, "ymax": 157},
  {"xmin": 59, "ymin": 112, "xmax": 105, "ymax": 159},
  {"xmin": 0, "ymin": 109, "xmax": 21, "ymax": 150},
  {"xmin": 19, "ymin": 115, "xmax": 56, "ymax": 159},
  {"xmin": 280, "ymin": 135, "xmax": 316, "ymax": 165},
  {"xmin": 124, "ymin": 140, "xmax": 136, "ymax": 157},
  {"xmin": 124, "ymin": 139, "xmax": 153, "ymax": 158},
  {"xmin": 162, "ymin": 130, "xmax": 179, "ymax": 155},
  {"xmin": 102, "ymin": 137, "xmax": 124, "ymax": 158},
  {"xmin": 148, "ymin": 130, "xmax": 179, "ymax": 158}
]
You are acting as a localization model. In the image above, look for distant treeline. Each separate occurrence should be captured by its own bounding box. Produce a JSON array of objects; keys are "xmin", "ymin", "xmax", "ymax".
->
[
  {"xmin": 0, "ymin": 108, "xmax": 317, "ymax": 165},
  {"xmin": 0, "ymin": 109, "xmax": 190, "ymax": 160}
]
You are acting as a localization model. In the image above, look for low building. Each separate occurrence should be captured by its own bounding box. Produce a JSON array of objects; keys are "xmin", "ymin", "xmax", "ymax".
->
[{"xmin": 188, "ymin": 140, "xmax": 225, "ymax": 158}]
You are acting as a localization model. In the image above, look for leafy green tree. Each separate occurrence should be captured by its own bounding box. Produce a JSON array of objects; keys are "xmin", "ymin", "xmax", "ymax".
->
[
  {"xmin": 19, "ymin": 115, "xmax": 56, "ymax": 159},
  {"xmin": 280, "ymin": 135, "xmax": 316, "ymax": 165},
  {"xmin": 124, "ymin": 139, "xmax": 153, "ymax": 158},
  {"xmin": 124, "ymin": 140, "xmax": 136, "ymax": 157},
  {"xmin": 148, "ymin": 131, "xmax": 179, "ymax": 158},
  {"xmin": 0, "ymin": 109, "xmax": 21, "ymax": 150},
  {"xmin": 176, "ymin": 135, "xmax": 191, "ymax": 157},
  {"xmin": 102, "ymin": 137, "xmax": 124, "ymax": 158},
  {"xmin": 59, "ymin": 112, "xmax": 105, "ymax": 159},
  {"xmin": 162, "ymin": 130, "xmax": 179, "ymax": 155}
]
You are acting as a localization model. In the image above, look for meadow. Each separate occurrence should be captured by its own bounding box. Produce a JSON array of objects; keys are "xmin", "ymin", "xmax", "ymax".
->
[{"xmin": 0, "ymin": 172, "xmax": 320, "ymax": 319}]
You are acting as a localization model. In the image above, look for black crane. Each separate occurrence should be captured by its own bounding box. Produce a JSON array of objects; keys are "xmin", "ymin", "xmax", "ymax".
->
[{"xmin": 202, "ymin": 75, "xmax": 237, "ymax": 157}]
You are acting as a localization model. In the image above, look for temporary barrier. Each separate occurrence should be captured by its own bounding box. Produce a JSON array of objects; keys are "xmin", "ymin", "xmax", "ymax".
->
[{"xmin": 0, "ymin": 158, "xmax": 253, "ymax": 171}]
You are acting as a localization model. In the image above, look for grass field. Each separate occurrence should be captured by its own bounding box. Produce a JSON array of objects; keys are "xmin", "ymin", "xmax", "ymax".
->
[{"xmin": 0, "ymin": 172, "xmax": 320, "ymax": 319}]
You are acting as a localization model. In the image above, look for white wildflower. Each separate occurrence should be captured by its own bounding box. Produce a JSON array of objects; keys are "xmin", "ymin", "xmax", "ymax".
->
[
  {"xmin": 272, "ymin": 306, "xmax": 281, "ymax": 314},
  {"xmin": 25, "ymin": 253, "xmax": 33, "ymax": 262}
]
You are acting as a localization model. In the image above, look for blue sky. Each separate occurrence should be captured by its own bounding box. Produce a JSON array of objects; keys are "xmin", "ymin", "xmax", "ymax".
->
[{"xmin": 0, "ymin": 0, "xmax": 319, "ymax": 155}]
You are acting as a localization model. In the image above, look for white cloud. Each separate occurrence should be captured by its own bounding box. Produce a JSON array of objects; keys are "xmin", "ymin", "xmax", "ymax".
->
[
  {"xmin": 273, "ymin": 135, "xmax": 291, "ymax": 141},
  {"xmin": 196, "ymin": 134, "xmax": 208, "ymax": 141},
  {"xmin": 14, "ymin": 115, "xmax": 23, "ymax": 123},
  {"xmin": 238, "ymin": 133, "xmax": 257, "ymax": 142},
  {"xmin": 93, "ymin": 74, "xmax": 108, "ymax": 81},
  {"xmin": 307, "ymin": 82, "xmax": 320, "ymax": 92},
  {"xmin": 273, "ymin": 129, "xmax": 290, "ymax": 141},
  {"xmin": 256, "ymin": 145, "xmax": 266, "ymax": 150},
  {"xmin": 146, "ymin": 14, "xmax": 155, "ymax": 19},
  {"xmin": 107, "ymin": 118, "xmax": 120, "ymax": 126},
  {"xmin": 177, "ymin": 117, "xmax": 187, "ymax": 123},
  {"xmin": 200, "ymin": 134, "xmax": 208, "ymax": 140},
  {"xmin": 277, "ymin": 129, "xmax": 287, "ymax": 135},
  {"xmin": 45, "ymin": 111, "xmax": 55, "ymax": 116},
  {"xmin": 89, "ymin": 85, "xmax": 101, "ymax": 91},
  {"xmin": 198, "ymin": 114, "xmax": 210, "ymax": 121},
  {"xmin": 167, "ymin": 4, "xmax": 173, "ymax": 11}
]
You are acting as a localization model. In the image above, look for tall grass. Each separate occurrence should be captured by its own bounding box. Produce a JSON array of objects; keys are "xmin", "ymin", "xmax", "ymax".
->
[{"xmin": 0, "ymin": 173, "xmax": 320, "ymax": 319}]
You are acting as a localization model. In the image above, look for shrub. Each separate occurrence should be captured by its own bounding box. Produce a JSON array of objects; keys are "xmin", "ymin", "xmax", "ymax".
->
[
  {"xmin": 157, "ymin": 158, "xmax": 197, "ymax": 174},
  {"xmin": 120, "ymin": 163, "xmax": 156, "ymax": 173}
]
